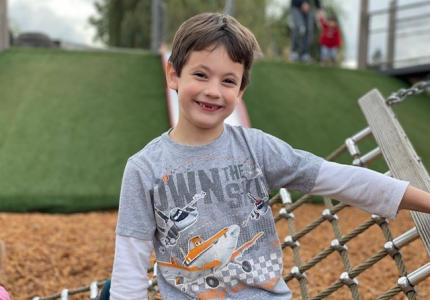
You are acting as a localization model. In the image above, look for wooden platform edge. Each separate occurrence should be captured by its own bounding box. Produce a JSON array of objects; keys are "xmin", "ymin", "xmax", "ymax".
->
[{"xmin": 358, "ymin": 88, "xmax": 430, "ymax": 257}]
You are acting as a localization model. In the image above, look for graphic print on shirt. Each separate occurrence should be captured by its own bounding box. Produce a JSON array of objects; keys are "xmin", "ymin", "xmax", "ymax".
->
[
  {"xmin": 155, "ymin": 191, "xmax": 206, "ymax": 247},
  {"xmin": 157, "ymin": 224, "xmax": 264, "ymax": 292},
  {"xmin": 154, "ymin": 155, "xmax": 285, "ymax": 296},
  {"xmin": 242, "ymin": 179, "xmax": 270, "ymax": 227}
]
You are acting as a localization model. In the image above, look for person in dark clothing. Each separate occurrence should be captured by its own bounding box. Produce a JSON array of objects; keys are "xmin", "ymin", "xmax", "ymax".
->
[{"xmin": 290, "ymin": 0, "xmax": 321, "ymax": 62}]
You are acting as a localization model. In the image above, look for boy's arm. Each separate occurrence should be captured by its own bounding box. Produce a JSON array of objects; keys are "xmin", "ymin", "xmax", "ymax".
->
[
  {"xmin": 311, "ymin": 161, "xmax": 409, "ymax": 219},
  {"xmin": 399, "ymin": 185, "xmax": 430, "ymax": 213},
  {"xmin": 110, "ymin": 234, "xmax": 153, "ymax": 300},
  {"xmin": 111, "ymin": 160, "xmax": 156, "ymax": 299}
]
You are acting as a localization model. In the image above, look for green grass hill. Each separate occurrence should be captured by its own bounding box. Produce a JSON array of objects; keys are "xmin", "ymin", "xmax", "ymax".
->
[
  {"xmin": 0, "ymin": 48, "xmax": 429, "ymax": 213},
  {"xmin": 246, "ymin": 60, "xmax": 430, "ymax": 166},
  {"xmin": 0, "ymin": 48, "xmax": 169, "ymax": 212}
]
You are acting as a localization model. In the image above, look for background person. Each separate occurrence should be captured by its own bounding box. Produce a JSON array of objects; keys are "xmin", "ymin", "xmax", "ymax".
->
[
  {"xmin": 318, "ymin": 10, "xmax": 342, "ymax": 67},
  {"xmin": 290, "ymin": 0, "xmax": 322, "ymax": 62}
]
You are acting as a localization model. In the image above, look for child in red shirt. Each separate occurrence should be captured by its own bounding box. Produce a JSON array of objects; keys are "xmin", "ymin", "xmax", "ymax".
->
[{"xmin": 318, "ymin": 11, "xmax": 342, "ymax": 66}]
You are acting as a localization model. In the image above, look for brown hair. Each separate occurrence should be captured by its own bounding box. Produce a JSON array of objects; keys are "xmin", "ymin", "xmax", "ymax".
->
[{"xmin": 169, "ymin": 13, "xmax": 261, "ymax": 91}]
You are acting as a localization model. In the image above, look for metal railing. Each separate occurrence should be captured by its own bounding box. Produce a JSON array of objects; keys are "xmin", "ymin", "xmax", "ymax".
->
[{"xmin": 365, "ymin": 0, "xmax": 430, "ymax": 70}]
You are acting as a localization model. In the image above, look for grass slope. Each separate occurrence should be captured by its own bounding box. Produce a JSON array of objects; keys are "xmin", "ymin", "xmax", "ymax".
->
[
  {"xmin": 0, "ymin": 48, "xmax": 169, "ymax": 212},
  {"xmin": 0, "ymin": 49, "xmax": 428, "ymax": 212},
  {"xmin": 245, "ymin": 60, "xmax": 430, "ymax": 170}
]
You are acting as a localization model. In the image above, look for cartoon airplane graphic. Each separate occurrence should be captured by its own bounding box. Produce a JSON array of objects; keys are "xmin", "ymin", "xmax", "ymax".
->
[
  {"xmin": 242, "ymin": 180, "xmax": 270, "ymax": 227},
  {"xmin": 156, "ymin": 191, "xmax": 206, "ymax": 246},
  {"xmin": 157, "ymin": 224, "xmax": 264, "ymax": 291}
]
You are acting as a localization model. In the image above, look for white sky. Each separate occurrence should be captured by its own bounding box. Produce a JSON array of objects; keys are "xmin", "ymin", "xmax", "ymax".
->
[
  {"xmin": 8, "ymin": 0, "xmax": 430, "ymax": 69},
  {"xmin": 366, "ymin": 0, "xmax": 430, "ymax": 68},
  {"xmin": 8, "ymin": 0, "xmax": 101, "ymax": 46}
]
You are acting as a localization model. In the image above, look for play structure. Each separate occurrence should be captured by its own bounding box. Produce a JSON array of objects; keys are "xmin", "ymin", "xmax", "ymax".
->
[{"xmin": 31, "ymin": 80, "xmax": 430, "ymax": 299}]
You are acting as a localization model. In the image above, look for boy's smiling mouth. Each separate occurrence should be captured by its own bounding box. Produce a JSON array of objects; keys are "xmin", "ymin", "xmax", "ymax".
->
[{"xmin": 195, "ymin": 101, "xmax": 223, "ymax": 112}]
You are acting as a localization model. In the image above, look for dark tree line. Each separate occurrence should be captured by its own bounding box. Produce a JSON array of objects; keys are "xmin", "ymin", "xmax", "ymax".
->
[
  {"xmin": 89, "ymin": 0, "xmax": 342, "ymax": 61},
  {"xmin": 89, "ymin": 0, "xmax": 152, "ymax": 48},
  {"xmin": 89, "ymin": 0, "xmax": 266, "ymax": 50}
]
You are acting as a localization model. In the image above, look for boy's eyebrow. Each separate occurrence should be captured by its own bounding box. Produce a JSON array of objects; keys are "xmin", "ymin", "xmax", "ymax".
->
[{"xmin": 193, "ymin": 65, "xmax": 240, "ymax": 79}]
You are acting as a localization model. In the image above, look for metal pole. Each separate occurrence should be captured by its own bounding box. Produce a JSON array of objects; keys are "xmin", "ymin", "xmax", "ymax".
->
[
  {"xmin": 357, "ymin": 0, "xmax": 369, "ymax": 69},
  {"xmin": 159, "ymin": 1, "xmax": 167, "ymax": 45},
  {"xmin": 151, "ymin": 0, "xmax": 160, "ymax": 55},
  {"xmin": 0, "ymin": 0, "xmax": 9, "ymax": 52},
  {"xmin": 386, "ymin": 0, "xmax": 397, "ymax": 69},
  {"xmin": 224, "ymin": 0, "xmax": 235, "ymax": 16}
]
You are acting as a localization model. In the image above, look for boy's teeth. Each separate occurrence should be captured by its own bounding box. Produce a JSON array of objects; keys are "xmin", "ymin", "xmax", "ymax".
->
[{"xmin": 200, "ymin": 102, "xmax": 218, "ymax": 110}]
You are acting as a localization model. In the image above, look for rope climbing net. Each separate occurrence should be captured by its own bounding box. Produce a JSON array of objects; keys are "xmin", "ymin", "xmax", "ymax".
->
[
  {"xmin": 268, "ymin": 156, "xmax": 423, "ymax": 300},
  {"xmin": 32, "ymin": 81, "xmax": 430, "ymax": 300}
]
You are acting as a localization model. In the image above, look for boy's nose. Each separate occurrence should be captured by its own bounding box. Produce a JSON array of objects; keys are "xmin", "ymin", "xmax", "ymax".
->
[{"xmin": 203, "ymin": 81, "xmax": 221, "ymax": 98}]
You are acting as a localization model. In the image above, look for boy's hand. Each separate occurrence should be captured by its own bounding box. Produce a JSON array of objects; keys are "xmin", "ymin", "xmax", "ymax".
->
[{"xmin": 399, "ymin": 185, "xmax": 430, "ymax": 214}]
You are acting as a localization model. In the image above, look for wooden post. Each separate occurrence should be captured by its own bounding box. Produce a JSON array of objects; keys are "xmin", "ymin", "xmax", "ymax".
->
[
  {"xmin": 0, "ymin": 0, "xmax": 9, "ymax": 52},
  {"xmin": 359, "ymin": 89, "xmax": 430, "ymax": 257},
  {"xmin": 357, "ymin": 0, "xmax": 369, "ymax": 69}
]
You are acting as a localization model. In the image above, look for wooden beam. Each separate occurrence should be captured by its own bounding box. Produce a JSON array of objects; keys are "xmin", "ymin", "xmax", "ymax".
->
[{"xmin": 359, "ymin": 89, "xmax": 430, "ymax": 256}]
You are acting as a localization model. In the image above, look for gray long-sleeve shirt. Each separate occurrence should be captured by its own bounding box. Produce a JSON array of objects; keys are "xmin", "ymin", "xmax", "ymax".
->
[{"xmin": 112, "ymin": 124, "xmax": 408, "ymax": 300}]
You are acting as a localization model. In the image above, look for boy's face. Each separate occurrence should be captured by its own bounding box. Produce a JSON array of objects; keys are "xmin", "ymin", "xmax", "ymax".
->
[{"xmin": 167, "ymin": 46, "xmax": 245, "ymax": 134}]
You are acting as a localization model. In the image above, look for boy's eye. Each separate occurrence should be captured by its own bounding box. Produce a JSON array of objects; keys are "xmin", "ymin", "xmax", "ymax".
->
[
  {"xmin": 194, "ymin": 72, "xmax": 206, "ymax": 78},
  {"xmin": 224, "ymin": 79, "xmax": 236, "ymax": 85}
]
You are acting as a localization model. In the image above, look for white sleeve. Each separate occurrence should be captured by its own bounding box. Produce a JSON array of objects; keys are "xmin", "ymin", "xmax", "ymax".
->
[
  {"xmin": 110, "ymin": 234, "xmax": 154, "ymax": 300},
  {"xmin": 311, "ymin": 161, "xmax": 409, "ymax": 220}
]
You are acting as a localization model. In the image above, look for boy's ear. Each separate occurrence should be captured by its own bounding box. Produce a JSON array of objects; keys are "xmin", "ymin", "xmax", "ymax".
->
[
  {"xmin": 166, "ymin": 62, "xmax": 179, "ymax": 91},
  {"xmin": 237, "ymin": 88, "xmax": 246, "ymax": 103}
]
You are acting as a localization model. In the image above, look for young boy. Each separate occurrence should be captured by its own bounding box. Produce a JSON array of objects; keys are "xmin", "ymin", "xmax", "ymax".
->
[
  {"xmin": 110, "ymin": 13, "xmax": 430, "ymax": 300},
  {"xmin": 317, "ymin": 11, "xmax": 342, "ymax": 67}
]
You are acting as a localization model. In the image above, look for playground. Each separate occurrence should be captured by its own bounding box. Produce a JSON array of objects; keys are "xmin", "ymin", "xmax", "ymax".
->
[
  {"xmin": 1, "ymin": 1, "xmax": 430, "ymax": 299},
  {"xmin": 1, "ymin": 46, "xmax": 430, "ymax": 300},
  {"xmin": 1, "ymin": 205, "xmax": 428, "ymax": 299}
]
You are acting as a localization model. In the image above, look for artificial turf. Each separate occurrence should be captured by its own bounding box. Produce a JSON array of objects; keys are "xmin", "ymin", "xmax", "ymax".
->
[
  {"xmin": 245, "ymin": 60, "xmax": 430, "ymax": 170},
  {"xmin": 0, "ymin": 48, "xmax": 169, "ymax": 212},
  {"xmin": 0, "ymin": 48, "xmax": 428, "ymax": 212}
]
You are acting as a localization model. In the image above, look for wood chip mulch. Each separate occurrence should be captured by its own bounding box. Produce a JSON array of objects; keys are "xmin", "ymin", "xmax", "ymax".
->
[{"xmin": 0, "ymin": 204, "xmax": 429, "ymax": 300}]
